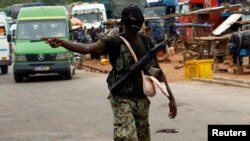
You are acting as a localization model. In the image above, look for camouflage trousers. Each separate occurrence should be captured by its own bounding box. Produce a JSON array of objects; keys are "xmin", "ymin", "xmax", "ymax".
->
[{"xmin": 109, "ymin": 95, "xmax": 151, "ymax": 141}]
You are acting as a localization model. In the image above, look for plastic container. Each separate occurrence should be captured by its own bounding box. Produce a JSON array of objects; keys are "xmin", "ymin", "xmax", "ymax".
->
[
  {"xmin": 184, "ymin": 59, "xmax": 213, "ymax": 80},
  {"xmin": 100, "ymin": 58, "xmax": 110, "ymax": 65},
  {"xmin": 239, "ymin": 49, "xmax": 250, "ymax": 56}
]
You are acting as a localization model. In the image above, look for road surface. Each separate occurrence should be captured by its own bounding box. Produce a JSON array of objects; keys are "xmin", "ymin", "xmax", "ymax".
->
[{"xmin": 0, "ymin": 67, "xmax": 249, "ymax": 141}]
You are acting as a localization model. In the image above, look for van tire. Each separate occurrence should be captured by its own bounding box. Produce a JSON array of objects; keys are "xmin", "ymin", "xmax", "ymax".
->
[
  {"xmin": 14, "ymin": 73, "xmax": 24, "ymax": 83},
  {"xmin": 64, "ymin": 70, "xmax": 72, "ymax": 80},
  {"xmin": 64, "ymin": 64, "xmax": 73, "ymax": 80},
  {"xmin": 72, "ymin": 58, "xmax": 76, "ymax": 75},
  {"xmin": 64, "ymin": 61, "xmax": 74, "ymax": 80},
  {"xmin": 1, "ymin": 66, "xmax": 8, "ymax": 74}
]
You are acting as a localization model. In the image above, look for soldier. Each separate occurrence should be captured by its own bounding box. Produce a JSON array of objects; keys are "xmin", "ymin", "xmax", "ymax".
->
[{"xmin": 42, "ymin": 5, "xmax": 177, "ymax": 141}]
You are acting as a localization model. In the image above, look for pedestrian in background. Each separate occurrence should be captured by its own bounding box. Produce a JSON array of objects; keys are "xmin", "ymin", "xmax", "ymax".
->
[{"xmin": 72, "ymin": 25, "xmax": 89, "ymax": 69}]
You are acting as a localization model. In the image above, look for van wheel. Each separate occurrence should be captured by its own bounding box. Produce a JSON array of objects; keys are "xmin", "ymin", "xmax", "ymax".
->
[
  {"xmin": 71, "ymin": 59, "xmax": 76, "ymax": 75},
  {"xmin": 64, "ymin": 61, "xmax": 75, "ymax": 79},
  {"xmin": 14, "ymin": 73, "xmax": 24, "ymax": 83},
  {"xmin": 64, "ymin": 64, "xmax": 73, "ymax": 80},
  {"xmin": 64, "ymin": 70, "xmax": 72, "ymax": 80},
  {"xmin": 1, "ymin": 66, "xmax": 8, "ymax": 74}
]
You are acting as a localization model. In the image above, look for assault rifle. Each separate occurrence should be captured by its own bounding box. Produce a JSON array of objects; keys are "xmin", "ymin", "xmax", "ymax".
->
[{"xmin": 109, "ymin": 37, "xmax": 174, "ymax": 95}]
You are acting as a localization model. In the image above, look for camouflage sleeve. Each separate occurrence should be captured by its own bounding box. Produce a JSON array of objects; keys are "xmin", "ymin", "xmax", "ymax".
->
[{"xmin": 96, "ymin": 35, "xmax": 119, "ymax": 55}]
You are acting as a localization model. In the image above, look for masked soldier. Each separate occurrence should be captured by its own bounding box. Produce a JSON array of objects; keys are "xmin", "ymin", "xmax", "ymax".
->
[{"xmin": 42, "ymin": 5, "xmax": 177, "ymax": 141}]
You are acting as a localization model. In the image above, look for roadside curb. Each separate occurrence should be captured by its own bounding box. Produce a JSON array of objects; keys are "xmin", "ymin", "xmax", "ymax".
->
[
  {"xmin": 81, "ymin": 62, "xmax": 250, "ymax": 88},
  {"xmin": 192, "ymin": 76, "xmax": 250, "ymax": 88},
  {"xmin": 81, "ymin": 63, "xmax": 111, "ymax": 74}
]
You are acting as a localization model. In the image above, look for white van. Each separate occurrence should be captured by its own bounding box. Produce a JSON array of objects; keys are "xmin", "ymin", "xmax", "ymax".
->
[
  {"xmin": 71, "ymin": 3, "xmax": 107, "ymax": 29},
  {"xmin": 0, "ymin": 12, "xmax": 12, "ymax": 74}
]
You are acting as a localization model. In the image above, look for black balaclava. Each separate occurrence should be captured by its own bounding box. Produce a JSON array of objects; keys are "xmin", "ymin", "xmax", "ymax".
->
[{"xmin": 121, "ymin": 5, "xmax": 144, "ymax": 33}]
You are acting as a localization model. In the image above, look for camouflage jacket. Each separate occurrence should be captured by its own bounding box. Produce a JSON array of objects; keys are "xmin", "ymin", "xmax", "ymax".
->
[{"xmin": 98, "ymin": 34, "xmax": 157, "ymax": 96}]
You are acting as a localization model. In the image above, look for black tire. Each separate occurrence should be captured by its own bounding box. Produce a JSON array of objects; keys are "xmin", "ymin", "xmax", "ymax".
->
[
  {"xmin": 1, "ymin": 66, "xmax": 8, "ymax": 74},
  {"xmin": 14, "ymin": 72, "xmax": 24, "ymax": 83},
  {"xmin": 64, "ymin": 65, "xmax": 72, "ymax": 80},
  {"xmin": 64, "ymin": 70, "xmax": 72, "ymax": 80},
  {"xmin": 71, "ymin": 58, "xmax": 76, "ymax": 75},
  {"xmin": 65, "ymin": 61, "xmax": 74, "ymax": 80}
]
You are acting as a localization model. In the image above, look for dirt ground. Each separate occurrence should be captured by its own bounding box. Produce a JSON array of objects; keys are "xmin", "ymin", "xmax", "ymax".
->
[{"xmin": 81, "ymin": 54, "xmax": 250, "ymax": 82}]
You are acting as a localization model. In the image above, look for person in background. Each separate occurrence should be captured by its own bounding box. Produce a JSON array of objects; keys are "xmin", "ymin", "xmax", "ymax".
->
[
  {"xmin": 42, "ymin": 5, "xmax": 177, "ymax": 141},
  {"xmin": 72, "ymin": 25, "xmax": 88, "ymax": 69}
]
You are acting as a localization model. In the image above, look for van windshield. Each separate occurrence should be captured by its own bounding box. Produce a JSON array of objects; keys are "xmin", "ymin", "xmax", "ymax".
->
[
  {"xmin": 16, "ymin": 19, "xmax": 67, "ymax": 40},
  {"xmin": 75, "ymin": 13, "xmax": 100, "ymax": 23}
]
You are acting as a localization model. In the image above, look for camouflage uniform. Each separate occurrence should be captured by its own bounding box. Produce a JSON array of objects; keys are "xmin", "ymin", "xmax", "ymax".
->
[
  {"xmin": 98, "ymin": 34, "xmax": 156, "ymax": 141},
  {"xmin": 109, "ymin": 94, "xmax": 150, "ymax": 141}
]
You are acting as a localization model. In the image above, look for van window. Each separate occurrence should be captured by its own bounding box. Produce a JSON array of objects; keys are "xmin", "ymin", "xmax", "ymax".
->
[
  {"xmin": 16, "ymin": 19, "xmax": 67, "ymax": 40},
  {"xmin": 0, "ymin": 25, "xmax": 6, "ymax": 36},
  {"xmin": 75, "ymin": 12, "xmax": 99, "ymax": 23}
]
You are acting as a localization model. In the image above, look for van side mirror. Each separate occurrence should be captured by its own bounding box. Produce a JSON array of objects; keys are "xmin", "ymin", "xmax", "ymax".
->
[
  {"xmin": 69, "ymin": 31, "xmax": 73, "ymax": 41},
  {"xmin": 12, "ymin": 30, "xmax": 16, "ymax": 37},
  {"xmin": 7, "ymin": 34, "xmax": 12, "ymax": 42}
]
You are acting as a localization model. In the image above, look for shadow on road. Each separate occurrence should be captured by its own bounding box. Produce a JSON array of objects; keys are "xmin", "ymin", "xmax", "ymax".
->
[{"xmin": 22, "ymin": 74, "xmax": 67, "ymax": 83}]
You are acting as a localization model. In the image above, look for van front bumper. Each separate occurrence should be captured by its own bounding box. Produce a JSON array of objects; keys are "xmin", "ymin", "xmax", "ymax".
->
[{"xmin": 13, "ymin": 61, "xmax": 71, "ymax": 74}]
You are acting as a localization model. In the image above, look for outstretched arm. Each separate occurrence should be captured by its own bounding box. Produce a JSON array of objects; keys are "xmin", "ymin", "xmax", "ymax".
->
[{"xmin": 42, "ymin": 37, "xmax": 102, "ymax": 55}]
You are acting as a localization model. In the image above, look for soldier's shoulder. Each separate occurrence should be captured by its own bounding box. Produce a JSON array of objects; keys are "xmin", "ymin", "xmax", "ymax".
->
[{"xmin": 102, "ymin": 35, "xmax": 120, "ymax": 41}]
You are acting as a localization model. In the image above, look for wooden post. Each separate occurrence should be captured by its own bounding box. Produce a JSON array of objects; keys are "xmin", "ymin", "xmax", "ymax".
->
[{"xmin": 236, "ymin": 55, "xmax": 243, "ymax": 74}]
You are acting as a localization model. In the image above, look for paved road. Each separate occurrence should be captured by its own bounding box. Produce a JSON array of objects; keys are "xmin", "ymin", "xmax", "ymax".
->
[{"xmin": 0, "ymin": 67, "xmax": 249, "ymax": 141}]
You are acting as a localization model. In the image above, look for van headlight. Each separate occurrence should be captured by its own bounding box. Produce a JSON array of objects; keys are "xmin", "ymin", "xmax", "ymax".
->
[
  {"xmin": 56, "ymin": 52, "xmax": 71, "ymax": 60},
  {"xmin": 15, "ymin": 55, "xmax": 27, "ymax": 61}
]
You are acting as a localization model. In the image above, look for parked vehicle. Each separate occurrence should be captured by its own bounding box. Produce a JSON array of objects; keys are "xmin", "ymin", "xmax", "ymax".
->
[
  {"xmin": 144, "ymin": 0, "xmax": 177, "ymax": 43},
  {"xmin": 0, "ymin": 12, "xmax": 12, "ymax": 74},
  {"xmin": 71, "ymin": 3, "xmax": 107, "ymax": 29},
  {"xmin": 13, "ymin": 6, "xmax": 75, "ymax": 82}
]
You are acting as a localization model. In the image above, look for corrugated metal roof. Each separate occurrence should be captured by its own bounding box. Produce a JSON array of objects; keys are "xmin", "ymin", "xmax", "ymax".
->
[{"xmin": 212, "ymin": 14, "xmax": 242, "ymax": 36}]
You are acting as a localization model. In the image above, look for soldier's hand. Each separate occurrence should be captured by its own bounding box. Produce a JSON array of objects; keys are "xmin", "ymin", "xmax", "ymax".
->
[
  {"xmin": 42, "ymin": 37, "xmax": 62, "ymax": 48},
  {"xmin": 168, "ymin": 100, "xmax": 177, "ymax": 119}
]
